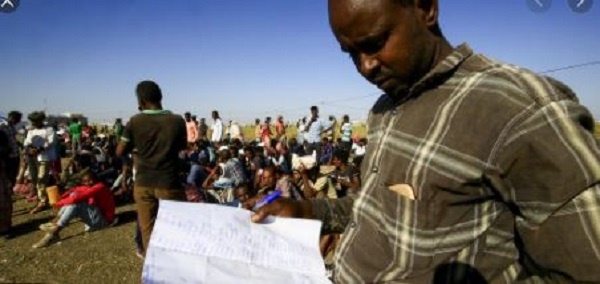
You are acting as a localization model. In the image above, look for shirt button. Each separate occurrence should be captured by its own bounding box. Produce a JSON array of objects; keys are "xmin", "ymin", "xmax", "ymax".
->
[
  {"xmin": 372, "ymin": 166, "xmax": 379, "ymax": 173},
  {"xmin": 349, "ymin": 222, "xmax": 357, "ymax": 228}
]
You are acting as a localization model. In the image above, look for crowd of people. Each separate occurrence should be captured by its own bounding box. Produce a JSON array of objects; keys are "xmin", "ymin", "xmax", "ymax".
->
[{"xmin": 0, "ymin": 86, "xmax": 367, "ymax": 270}]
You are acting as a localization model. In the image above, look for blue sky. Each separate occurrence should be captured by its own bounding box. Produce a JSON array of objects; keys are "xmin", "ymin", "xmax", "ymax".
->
[{"xmin": 0, "ymin": 0, "xmax": 598, "ymax": 124}]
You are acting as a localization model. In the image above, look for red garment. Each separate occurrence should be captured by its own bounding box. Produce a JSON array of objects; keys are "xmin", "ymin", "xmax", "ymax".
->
[
  {"xmin": 261, "ymin": 123, "xmax": 272, "ymax": 146},
  {"xmin": 55, "ymin": 182, "xmax": 116, "ymax": 224},
  {"xmin": 275, "ymin": 121, "xmax": 285, "ymax": 137}
]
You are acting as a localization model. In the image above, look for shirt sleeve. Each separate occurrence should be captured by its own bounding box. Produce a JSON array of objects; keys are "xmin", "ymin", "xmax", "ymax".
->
[
  {"xmin": 212, "ymin": 120, "xmax": 223, "ymax": 142},
  {"xmin": 313, "ymin": 176, "xmax": 329, "ymax": 192},
  {"xmin": 310, "ymin": 196, "xmax": 355, "ymax": 235},
  {"xmin": 55, "ymin": 183, "xmax": 105, "ymax": 207},
  {"xmin": 491, "ymin": 100, "xmax": 600, "ymax": 281},
  {"xmin": 45, "ymin": 127, "xmax": 55, "ymax": 149},
  {"xmin": 24, "ymin": 130, "xmax": 32, "ymax": 147},
  {"xmin": 121, "ymin": 120, "xmax": 133, "ymax": 144}
]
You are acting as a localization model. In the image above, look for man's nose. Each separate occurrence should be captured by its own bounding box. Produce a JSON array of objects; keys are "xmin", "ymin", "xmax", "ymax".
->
[{"xmin": 358, "ymin": 53, "xmax": 379, "ymax": 78}]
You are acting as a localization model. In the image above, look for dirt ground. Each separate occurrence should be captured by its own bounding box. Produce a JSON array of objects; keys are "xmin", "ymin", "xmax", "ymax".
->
[{"xmin": 0, "ymin": 195, "xmax": 142, "ymax": 284}]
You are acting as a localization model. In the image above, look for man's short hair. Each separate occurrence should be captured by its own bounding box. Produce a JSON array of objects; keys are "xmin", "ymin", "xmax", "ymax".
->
[
  {"xmin": 333, "ymin": 148, "xmax": 350, "ymax": 164},
  {"xmin": 8, "ymin": 111, "xmax": 22, "ymax": 121},
  {"xmin": 310, "ymin": 106, "xmax": 318, "ymax": 112},
  {"xmin": 136, "ymin": 80, "xmax": 162, "ymax": 104},
  {"xmin": 28, "ymin": 111, "xmax": 46, "ymax": 122},
  {"xmin": 220, "ymin": 149, "xmax": 231, "ymax": 161}
]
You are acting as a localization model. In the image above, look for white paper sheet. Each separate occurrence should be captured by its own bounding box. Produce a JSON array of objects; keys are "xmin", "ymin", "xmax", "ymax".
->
[{"xmin": 142, "ymin": 200, "xmax": 330, "ymax": 284}]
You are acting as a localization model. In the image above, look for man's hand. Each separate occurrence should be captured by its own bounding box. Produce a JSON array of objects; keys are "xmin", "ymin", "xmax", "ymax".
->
[
  {"xmin": 297, "ymin": 164, "xmax": 309, "ymax": 176},
  {"xmin": 250, "ymin": 199, "xmax": 314, "ymax": 223}
]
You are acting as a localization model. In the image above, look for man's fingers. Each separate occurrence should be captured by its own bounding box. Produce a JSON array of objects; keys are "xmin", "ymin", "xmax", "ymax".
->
[{"xmin": 251, "ymin": 203, "xmax": 276, "ymax": 223}]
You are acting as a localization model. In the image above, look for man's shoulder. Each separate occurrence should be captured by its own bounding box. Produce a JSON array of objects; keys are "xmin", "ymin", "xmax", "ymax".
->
[
  {"xmin": 130, "ymin": 113, "xmax": 184, "ymax": 124},
  {"xmin": 460, "ymin": 51, "xmax": 577, "ymax": 107},
  {"xmin": 0, "ymin": 123, "xmax": 9, "ymax": 133}
]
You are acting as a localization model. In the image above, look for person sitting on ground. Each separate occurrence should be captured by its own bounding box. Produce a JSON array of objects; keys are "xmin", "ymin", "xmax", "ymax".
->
[
  {"xmin": 256, "ymin": 166, "xmax": 277, "ymax": 195},
  {"xmin": 288, "ymin": 137, "xmax": 306, "ymax": 157},
  {"xmin": 223, "ymin": 184, "xmax": 253, "ymax": 208},
  {"xmin": 319, "ymin": 137, "xmax": 334, "ymax": 165},
  {"xmin": 275, "ymin": 167, "xmax": 303, "ymax": 201},
  {"xmin": 298, "ymin": 163, "xmax": 337, "ymax": 200},
  {"xmin": 210, "ymin": 149, "xmax": 247, "ymax": 189},
  {"xmin": 185, "ymin": 152, "xmax": 208, "ymax": 203},
  {"xmin": 330, "ymin": 149, "xmax": 361, "ymax": 198},
  {"xmin": 271, "ymin": 142, "xmax": 292, "ymax": 175},
  {"xmin": 32, "ymin": 171, "xmax": 117, "ymax": 248},
  {"xmin": 242, "ymin": 145, "xmax": 265, "ymax": 190}
]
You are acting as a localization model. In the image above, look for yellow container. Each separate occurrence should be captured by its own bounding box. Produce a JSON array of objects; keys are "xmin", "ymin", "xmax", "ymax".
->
[{"xmin": 46, "ymin": 186, "xmax": 61, "ymax": 205}]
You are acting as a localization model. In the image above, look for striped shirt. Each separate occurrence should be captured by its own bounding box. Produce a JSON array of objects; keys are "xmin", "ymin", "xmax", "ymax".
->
[
  {"xmin": 341, "ymin": 122, "xmax": 352, "ymax": 142},
  {"xmin": 310, "ymin": 44, "xmax": 600, "ymax": 283}
]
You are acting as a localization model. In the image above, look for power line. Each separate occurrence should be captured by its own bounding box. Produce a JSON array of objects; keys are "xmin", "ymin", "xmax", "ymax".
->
[
  {"xmin": 46, "ymin": 61, "xmax": 599, "ymax": 123},
  {"xmin": 539, "ymin": 60, "xmax": 600, "ymax": 74}
]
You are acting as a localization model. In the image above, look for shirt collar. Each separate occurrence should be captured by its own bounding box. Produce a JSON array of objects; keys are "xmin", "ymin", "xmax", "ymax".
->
[
  {"xmin": 409, "ymin": 43, "xmax": 473, "ymax": 96},
  {"xmin": 141, "ymin": 109, "xmax": 171, "ymax": 115}
]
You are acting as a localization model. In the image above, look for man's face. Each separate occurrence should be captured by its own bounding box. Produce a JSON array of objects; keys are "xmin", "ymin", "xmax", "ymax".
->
[
  {"xmin": 332, "ymin": 157, "xmax": 343, "ymax": 168},
  {"xmin": 260, "ymin": 170, "xmax": 276, "ymax": 188},
  {"xmin": 235, "ymin": 188, "xmax": 250, "ymax": 203},
  {"xmin": 329, "ymin": 0, "xmax": 435, "ymax": 97},
  {"xmin": 81, "ymin": 175, "xmax": 95, "ymax": 186}
]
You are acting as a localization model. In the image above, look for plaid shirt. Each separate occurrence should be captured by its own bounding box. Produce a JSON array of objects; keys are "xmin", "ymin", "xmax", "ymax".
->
[{"xmin": 310, "ymin": 44, "xmax": 600, "ymax": 283}]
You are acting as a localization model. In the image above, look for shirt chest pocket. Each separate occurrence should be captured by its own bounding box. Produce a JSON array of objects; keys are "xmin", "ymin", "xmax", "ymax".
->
[{"xmin": 376, "ymin": 181, "xmax": 439, "ymax": 271}]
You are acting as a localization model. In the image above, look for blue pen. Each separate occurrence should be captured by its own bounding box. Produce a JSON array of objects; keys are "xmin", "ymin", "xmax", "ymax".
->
[{"xmin": 253, "ymin": 190, "xmax": 282, "ymax": 211}]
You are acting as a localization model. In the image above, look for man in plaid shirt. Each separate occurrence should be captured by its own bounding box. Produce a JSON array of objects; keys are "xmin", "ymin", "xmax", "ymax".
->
[{"xmin": 253, "ymin": 0, "xmax": 600, "ymax": 282}]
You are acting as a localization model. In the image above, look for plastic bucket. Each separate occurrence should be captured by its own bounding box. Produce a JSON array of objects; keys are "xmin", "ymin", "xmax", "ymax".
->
[{"xmin": 46, "ymin": 186, "xmax": 61, "ymax": 205}]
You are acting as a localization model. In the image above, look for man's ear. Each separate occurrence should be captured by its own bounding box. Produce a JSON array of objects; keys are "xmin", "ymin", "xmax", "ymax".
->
[{"xmin": 417, "ymin": 0, "xmax": 439, "ymax": 29}]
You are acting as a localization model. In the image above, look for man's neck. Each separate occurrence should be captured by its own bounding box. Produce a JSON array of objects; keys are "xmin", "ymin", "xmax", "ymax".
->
[
  {"xmin": 430, "ymin": 38, "xmax": 454, "ymax": 72},
  {"xmin": 144, "ymin": 104, "xmax": 162, "ymax": 111}
]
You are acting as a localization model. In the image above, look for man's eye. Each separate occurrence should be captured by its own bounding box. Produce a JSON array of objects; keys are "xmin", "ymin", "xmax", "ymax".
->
[{"xmin": 359, "ymin": 37, "xmax": 386, "ymax": 55}]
